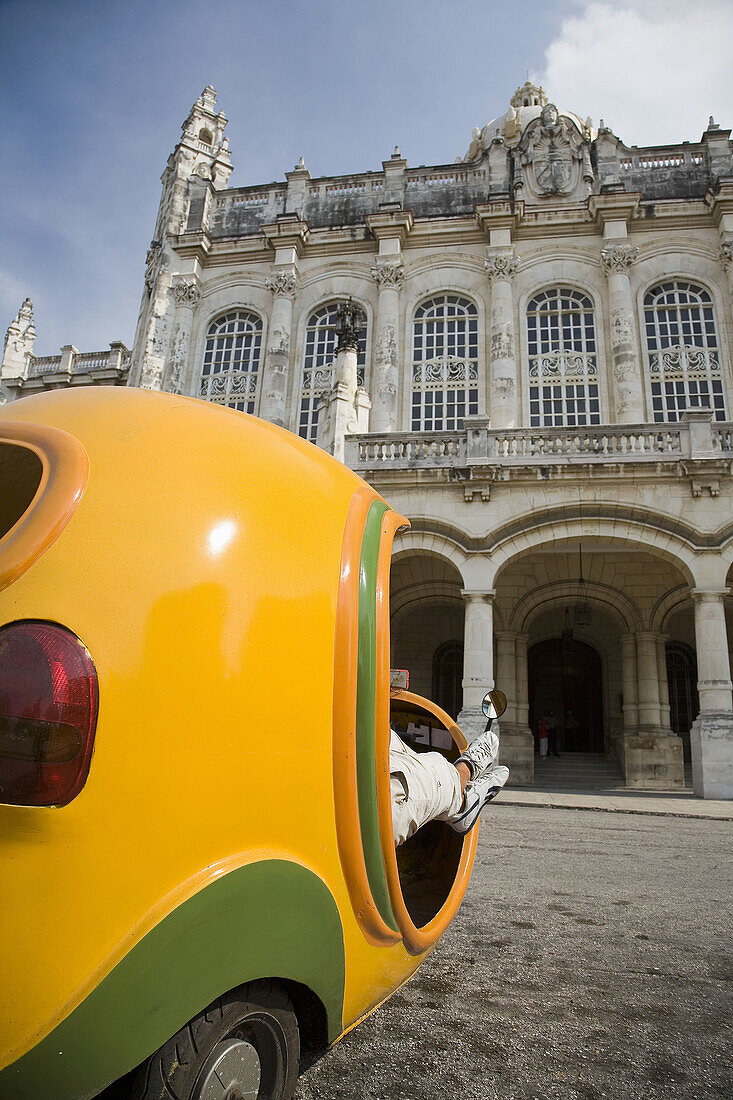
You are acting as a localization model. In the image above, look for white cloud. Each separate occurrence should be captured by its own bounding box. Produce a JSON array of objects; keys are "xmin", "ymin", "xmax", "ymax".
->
[{"xmin": 532, "ymin": 1, "xmax": 733, "ymax": 146}]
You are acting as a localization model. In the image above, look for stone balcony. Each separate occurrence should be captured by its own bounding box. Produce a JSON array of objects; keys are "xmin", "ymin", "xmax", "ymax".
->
[{"xmin": 345, "ymin": 412, "xmax": 733, "ymax": 498}]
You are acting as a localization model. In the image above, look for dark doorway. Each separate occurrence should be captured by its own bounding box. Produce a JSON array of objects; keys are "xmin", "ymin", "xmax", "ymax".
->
[
  {"xmin": 528, "ymin": 638, "xmax": 604, "ymax": 752},
  {"xmin": 432, "ymin": 640, "xmax": 463, "ymax": 720},
  {"xmin": 666, "ymin": 641, "xmax": 698, "ymax": 763}
]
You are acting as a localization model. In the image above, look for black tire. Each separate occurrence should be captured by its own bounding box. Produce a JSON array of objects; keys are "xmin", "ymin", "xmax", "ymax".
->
[{"xmin": 130, "ymin": 981, "xmax": 300, "ymax": 1100}]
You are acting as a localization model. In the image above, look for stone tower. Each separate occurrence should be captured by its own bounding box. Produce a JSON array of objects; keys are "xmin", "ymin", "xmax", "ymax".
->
[
  {"xmin": 1, "ymin": 298, "xmax": 36, "ymax": 399},
  {"xmin": 128, "ymin": 87, "xmax": 232, "ymax": 391}
]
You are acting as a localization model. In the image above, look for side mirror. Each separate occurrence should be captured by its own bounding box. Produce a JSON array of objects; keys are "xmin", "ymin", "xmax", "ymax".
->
[{"xmin": 481, "ymin": 689, "xmax": 507, "ymax": 721}]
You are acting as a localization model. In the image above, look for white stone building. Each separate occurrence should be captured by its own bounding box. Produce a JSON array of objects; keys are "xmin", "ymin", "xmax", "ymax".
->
[{"xmin": 5, "ymin": 82, "xmax": 733, "ymax": 798}]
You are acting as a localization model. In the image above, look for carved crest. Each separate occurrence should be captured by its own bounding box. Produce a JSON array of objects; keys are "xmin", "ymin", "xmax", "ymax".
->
[{"xmin": 516, "ymin": 103, "xmax": 593, "ymax": 200}]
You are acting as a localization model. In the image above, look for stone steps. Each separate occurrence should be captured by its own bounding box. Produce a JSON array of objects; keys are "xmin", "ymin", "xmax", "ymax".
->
[
  {"xmin": 530, "ymin": 752, "xmax": 626, "ymax": 791},
  {"xmin": 520, "ymin": 752, "xmax": 694, "ymax": 791}
]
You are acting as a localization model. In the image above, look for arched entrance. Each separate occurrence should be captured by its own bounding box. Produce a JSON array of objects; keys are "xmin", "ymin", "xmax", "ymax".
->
[
  {"xmin": 528, "ymin": 638, "xmax": 604, "ymax": 752},
  {"xmin": 390, "ymin": 550, "xmax": 465, "ymax": 717}
]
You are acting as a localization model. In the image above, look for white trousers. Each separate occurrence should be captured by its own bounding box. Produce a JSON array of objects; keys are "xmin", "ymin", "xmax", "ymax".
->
[{"xmin": 389, "ymin": 730, "xmax": 464, "ymax": 846}]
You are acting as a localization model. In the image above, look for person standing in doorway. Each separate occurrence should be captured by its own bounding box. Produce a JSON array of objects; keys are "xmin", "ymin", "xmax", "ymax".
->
[
  {"xmin": 538, "ymin": 715, "xmax": 549, "ymax": 757},
  {"xmin": 546, "ymin": 710, "xmax": 560, "ymax": 757}
]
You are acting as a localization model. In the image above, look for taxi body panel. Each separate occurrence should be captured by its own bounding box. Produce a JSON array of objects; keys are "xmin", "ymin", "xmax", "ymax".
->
[{"xmin": 0, "ymin": 387, "xmax": 474, "ymax": 1098}]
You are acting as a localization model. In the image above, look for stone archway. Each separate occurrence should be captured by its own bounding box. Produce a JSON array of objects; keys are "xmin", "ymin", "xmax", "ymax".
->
[{"xmin": 390, "ymin": 551, "xmax": 466, "ymax": 716}]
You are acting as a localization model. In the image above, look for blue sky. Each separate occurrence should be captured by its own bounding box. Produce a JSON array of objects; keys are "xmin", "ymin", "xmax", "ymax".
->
[{"xmin": 1, "ymin": 0, "xmax": 731, "ymax": 355}]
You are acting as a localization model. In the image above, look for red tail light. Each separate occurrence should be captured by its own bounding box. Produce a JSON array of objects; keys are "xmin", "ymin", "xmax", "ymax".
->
[{"xmin": 0, "ymin": 621, "xmax": 98, "ymax": 807}]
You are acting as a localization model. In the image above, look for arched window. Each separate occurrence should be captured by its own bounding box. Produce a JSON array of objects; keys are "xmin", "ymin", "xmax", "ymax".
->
[
  {"xmin": 526, "ymin": 288, "xmax": 599, "ymax": 427},
  {"xmin": 299, "ymin": 302, "xmax": 367, "ymax": 442},
  {"xmin": 200, "ymin": 310, "xmax": 263, "ymax": 413},
  {"xmin": 644, "ymin": 281, "xmax": 725, "ymax": 421},
  {"xmin": 411, "ymin": 295, "xmax": 479, "ymax": 431},
  {"xmin": 198, "ymin": 127, "xmax": 213, "ymax": 145}
]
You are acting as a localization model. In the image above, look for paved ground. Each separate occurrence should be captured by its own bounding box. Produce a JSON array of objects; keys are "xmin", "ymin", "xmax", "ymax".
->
[
  {"xmin": 500, "ymin": 788, "xmax": 733, "ymax": 820},
  {"xmin": 295, "ymin": 804, "xmax": 733, "ymax": 1100}
]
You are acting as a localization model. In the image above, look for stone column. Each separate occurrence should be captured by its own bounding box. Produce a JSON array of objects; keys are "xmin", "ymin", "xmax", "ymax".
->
[
  {"xmin": 494, "ymin": 631, "xmax": 517, "ymax": 725},
  {"xmin": 165, "ymin": 279, "xmax": 201, "ymax": 394},
  {"xmin": 457, "ymin": 591, "xmax": 494, "ymax": 743},
  {"xmin": 690, "ymin": 589, "xmax": 733, "ymax": 798},
  {"xmin": 499, "ymin": 630, "xmax": 534, "ymax": 785},
  {"xmin": 635, "ymin": 631, "xmax": 663, "ymax": 730},
  {"xmin": 316, "ymin": 301, "xmax": 370, "ymax": 464},
  {"xmin": 369, "ymin": 263, "xmax": 403, "ymax": 432},
  {"xmin": 656, "ymin": 635, "xmax": 673, "ymax": 734},
  {"xmin": 261, "ymin": 271, "xmax": 298, "ymax": 426},
  {"xmin": 601, "ymin": 244, "xmax": 644, "ymax": 423},
  {"xmin": 515, "ymin": 633, "xmax": 530, "ymax": 730},
  {"xmin": 719, "ymin": 240, "xmax": 733, "ymax": 306},
  {"xmin": 484, "ymin": 250, "xmax": 519, "ymax": 429},
  {"xmin": 624, "ymin": 630, "xmax": 683, "ymax": 790},
  {"xmin": 620, "ymin": 633, "xmax": 638, "ymax": 733}
]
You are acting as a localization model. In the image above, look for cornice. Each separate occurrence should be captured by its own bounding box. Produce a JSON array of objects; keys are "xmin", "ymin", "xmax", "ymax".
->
[
  {"xmin": 261, "ymin": 214, "xmax": 310, "ymax": 255},
  {"xmin": 365, "ymin": 208, "xmax": 414, "ymax": 242},
  {"xmin": 474, "ymin": 199, "xmax": 524, "ymax": 238},
  {"xmin": 589, "ymin": 190, "xmax": 641, "ymax": 228}
]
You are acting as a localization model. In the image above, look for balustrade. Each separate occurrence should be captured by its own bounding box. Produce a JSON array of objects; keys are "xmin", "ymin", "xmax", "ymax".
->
[{"xmin": 347, "ymin": 420, "xmax": 706, "ymax": 470}]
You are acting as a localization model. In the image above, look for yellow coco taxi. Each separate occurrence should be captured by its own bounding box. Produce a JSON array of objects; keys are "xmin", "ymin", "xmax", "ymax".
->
[{"xmin": 0, "ymin": 387, "xmax": 480, "ymax": 1100}]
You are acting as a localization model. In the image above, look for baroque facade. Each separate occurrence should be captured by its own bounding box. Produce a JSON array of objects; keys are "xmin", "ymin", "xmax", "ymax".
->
[{"xmin": 4, "ymin": 82, "xmax": 733, "ymax": 798}]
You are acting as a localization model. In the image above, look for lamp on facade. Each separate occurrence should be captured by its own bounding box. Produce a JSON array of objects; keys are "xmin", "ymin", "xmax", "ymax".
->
[
  {"xmin": 333, "ymin": 298, "xmax": 362, "ymax": 352},
  {"xmin": 573, "ymin": 544, "xmax": 592, "ymax": 627}
]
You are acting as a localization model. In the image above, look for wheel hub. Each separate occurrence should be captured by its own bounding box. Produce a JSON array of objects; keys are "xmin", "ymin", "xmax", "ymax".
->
[{"xmin": 196, "ymin": 1037, "xmax": 261, "ymax": 1100}]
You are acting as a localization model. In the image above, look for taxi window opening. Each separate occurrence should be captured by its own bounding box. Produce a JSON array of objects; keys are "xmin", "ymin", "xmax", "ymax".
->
[
  {"xmin": 390, "ymin": 698, "xmax": 464, "ymax": 928},
  {"xmin": 0, "ymin": 443, "xmax": 43, "ymax": 540}
]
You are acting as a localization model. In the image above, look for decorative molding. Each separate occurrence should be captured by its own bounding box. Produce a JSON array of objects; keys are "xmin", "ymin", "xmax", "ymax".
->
[
  {"xmin": 371, "ymin": 263, "xmax": 404, "ymax": 290},
  {"xmin": 719, "ymin": 240, "xmax": 733, "ymax": 273},
  {"xmin": 265, "ymin": 271, "xmax": 299, "ymax": 299},
  {"xmin": 171, "ymin": 280, "xmax": 201, "ymax": 307},
  {"xmin": 484, "ymin": 252, "xmax": 518, "ymax": 283},
  {"xmin": 144, "ymin": 241, "xmax": 162, "ymax": 292},
  {"xmin": 601, "ymin": 244, "xmax": 639, "ymax": 275}
]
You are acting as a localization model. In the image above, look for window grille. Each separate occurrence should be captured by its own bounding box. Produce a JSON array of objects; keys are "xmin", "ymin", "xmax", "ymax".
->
[
  {"xmin": 299, "ymin": 302, "xmax": 367, "ymax": 442},
  {"xmin": 526, "ymin": 288, "xmax": 599, "ymax": 428},
  {"xmin": 201, "ymin": 311, "xmax": 263, "ymax": 412},
  {"xmin": 411, "ymin": 295, "xmax": 479, "ymax": 431},
  {"xmin": 644, "ymin": 281, "xmax": 725, "ymax": 422}
]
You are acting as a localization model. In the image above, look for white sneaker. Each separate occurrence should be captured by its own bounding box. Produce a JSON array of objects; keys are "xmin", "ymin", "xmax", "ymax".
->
[
  {"xmin": 455, "ymin": 728, "xmax": 499, "ymax": 781},
  {"xmin": 448, "ymin": 765, "xmax": 510, "ymax": 835}
]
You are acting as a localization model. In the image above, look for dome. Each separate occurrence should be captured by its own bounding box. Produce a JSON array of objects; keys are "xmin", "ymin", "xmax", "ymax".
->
[{"xmin": 463, "ymin": 81, "xmax": 595, "ymax": 161}]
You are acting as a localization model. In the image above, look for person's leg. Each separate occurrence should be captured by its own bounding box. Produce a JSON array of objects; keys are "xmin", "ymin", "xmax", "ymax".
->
[{"xmin": 390, "ymin": 734, "xmax": 466, "ymax": 846}]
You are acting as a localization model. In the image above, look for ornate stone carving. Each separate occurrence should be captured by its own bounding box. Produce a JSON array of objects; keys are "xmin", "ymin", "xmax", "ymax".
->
[
  {"xmin": 171, "ymin": 280, "xmax": 201, "ymax": 307},
  {"xmin": 601, "ymin": 244, "xmax": 639, "ymax": 275},
  {"xmin": 517, "ymin": 104, "xmax": 593, "ymax": 198},
  {"xmin": 140, "ymin": 358, "xmax": 164, "ymax": 391},
  {"xmin": 371, "ymin": 263, "xmax": 404, "ymax": 290},
  {"xmin": 484, "ymin": 252, "xmax": 518, "ymax": 282},
  {"xmin": 265, "ymin": 271, "xmax": 299, "ymax": 299},
  {"xmin": 719, "ymin": 240, "xmax": 733, "ymax": 273},
  {"xmin": 145, "ymin": 241, "xmax": 162, "ymax": 292}
]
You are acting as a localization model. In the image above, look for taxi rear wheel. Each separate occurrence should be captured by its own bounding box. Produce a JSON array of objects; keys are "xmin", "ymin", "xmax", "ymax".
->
[{"xmin": 131, "ymin": 981, "xmax": 300, "ymax": 1100}]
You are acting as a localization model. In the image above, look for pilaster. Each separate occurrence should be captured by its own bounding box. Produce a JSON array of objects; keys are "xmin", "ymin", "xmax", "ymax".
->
[
  {"xmin": 260, "ymin": 270, "xmax": 299, "ymax": 426},
  {"xmin": 600, "ymin": 242, "xmax": 644, "ymax": 423},
  {"xmin": 164, "ymin": 278, "xmax": 201, "ymax": 394}
]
